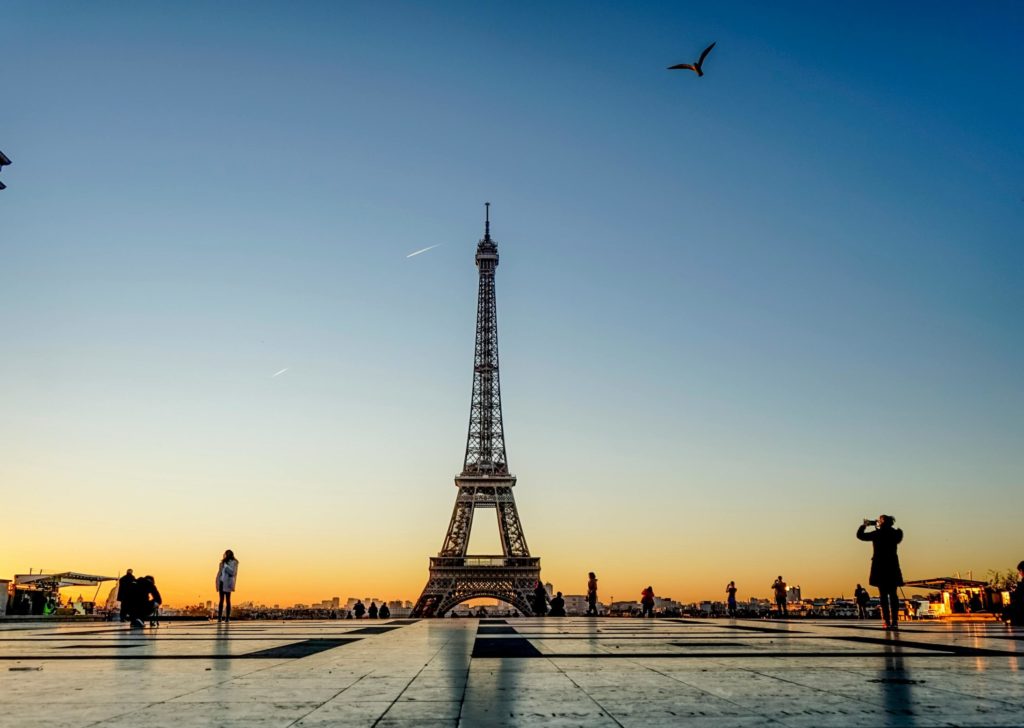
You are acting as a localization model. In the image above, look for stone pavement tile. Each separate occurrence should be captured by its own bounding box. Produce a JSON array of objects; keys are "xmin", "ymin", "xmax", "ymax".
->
[
  {"xmin": 459, "ymin": 698, "xmax": 619, "ymax": 727},
  {"xmin": 935, "ymin": 709, "xmax": 1024, "ymax": 727},
  {"xmin": 329, "ymin": 676, "xmax": 413, "ymax": 702},
  {"xmin": 166, "ymin": 681, "xmax": 343, "ymax": 703},
  {"xmin": 396, "ymin": 682, "xmax": 466, "ymax": 702},
  {"xmin": 0, "ymin": 701, "xmax": 153, "ymax": 728},
  {"xmin": 291, "ymin": 700, "xmax": 392, "ymax": 726},
  {"xmin": 581, "ymin": 683, "xmax": 712, "ymax": 703},
  {"xmin": 384, "ymin": 699, "xmax": 462, "ymax": 719},
  {"xmin": 597, "ymin": 697, "xmax": 768, "ymax": 724},
  {"xmin": 92, "ymin": 700, "xmax": 318, "ymax": 727}
]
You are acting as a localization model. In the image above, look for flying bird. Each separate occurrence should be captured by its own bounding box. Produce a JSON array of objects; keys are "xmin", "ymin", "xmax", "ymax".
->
[
  {"xmin": 272, "ymin": 368, "xmax": 288, "ymax": 378},
  {"xmin": 668, "ymin": 42, "xmax": 716, "ymax": 76},
  {"xmin": 406, "ymin": 244, "xmax": 441, "ymax": 258}
]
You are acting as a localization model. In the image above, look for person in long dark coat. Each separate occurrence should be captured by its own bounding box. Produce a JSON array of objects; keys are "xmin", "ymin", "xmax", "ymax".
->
[
  {"xmin": 532, "ymin": 581, "xmax": 548, "ymax": 616},
  {"xmin": 1005, "ymin": 560, "xmax": 1024, "ymax": 627},
  {"xmin": 117, "ymin": 570, "xmax": 136, "ymax": 623},
  {"xmin": 857, "ymin": 514, "xmax": 904, "ymax": 629}
]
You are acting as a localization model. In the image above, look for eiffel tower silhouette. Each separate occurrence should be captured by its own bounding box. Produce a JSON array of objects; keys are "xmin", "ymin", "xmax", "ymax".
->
[{"xmin": 411, "ymin": 204, "xmax": 541, "ymax": 617}]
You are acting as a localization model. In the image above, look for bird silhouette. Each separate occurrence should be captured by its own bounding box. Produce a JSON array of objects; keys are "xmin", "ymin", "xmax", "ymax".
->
[{"xmin": 668, "ymin": 42, "xmax": 716, "ymax": 76}]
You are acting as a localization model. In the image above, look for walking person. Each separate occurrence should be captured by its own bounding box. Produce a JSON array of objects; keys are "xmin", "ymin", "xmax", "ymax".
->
[
  {"xmin": 216, "ymin": 549, "xmax": 239, "ymax": 623},
  {"xmin": 117, "ymin": 569, "xmax": 136, "ymax": 623},
  {"xmin": 586, "ymin": 572, "xmax": 599, "ymax": 616},
  {"xmin": 640, "ymin": 585, "xmax": 655, "ymax": 618},
  {"xmin": 855, "ymin": 584, "xmax": 870, "ymax": 619},
  {"xmin": 726, "ymin": 581, "xmax": 738, "ymax": 617},
  {"xmin": 856, "ymin": 515, "xmax": 904, "ymax": 629},
  {"xmin": 772, "ymin": 576, "xmax": 788, "ymax": 617}
]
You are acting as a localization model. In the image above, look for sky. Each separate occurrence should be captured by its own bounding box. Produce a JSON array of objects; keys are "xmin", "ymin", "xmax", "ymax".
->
[{"xmin": 1, "ymin": 1, "xmax": 1022, "ymax": 609}]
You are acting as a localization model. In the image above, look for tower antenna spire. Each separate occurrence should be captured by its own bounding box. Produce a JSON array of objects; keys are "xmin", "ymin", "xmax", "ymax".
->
[{"xmin": 484, "ymin": 201, "xmax": 490, "ymax": 239}]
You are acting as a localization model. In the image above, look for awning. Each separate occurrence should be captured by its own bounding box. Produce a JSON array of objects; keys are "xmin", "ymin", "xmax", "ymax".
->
[
  {"xmin": 14, "ymin": 572, "xmax": 118, "ymax": 588},
  {"xmin": 904, "ymin": 577, "xmax": 989, "ymax": 590}
]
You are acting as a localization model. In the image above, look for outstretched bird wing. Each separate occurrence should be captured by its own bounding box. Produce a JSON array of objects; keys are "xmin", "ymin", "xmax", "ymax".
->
[
  {"xmin": 698, "ymin": 42, "xmax": 716, "ymax": 66},
  {"xmin": 668, "ymin": 63, "xmax": 698, "ymax": 72}
]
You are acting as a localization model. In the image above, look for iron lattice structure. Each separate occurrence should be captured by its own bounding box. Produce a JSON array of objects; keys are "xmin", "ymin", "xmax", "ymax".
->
[{"xmin": 411, "ymin": 205, "xmax": 540, "ymax": 618}]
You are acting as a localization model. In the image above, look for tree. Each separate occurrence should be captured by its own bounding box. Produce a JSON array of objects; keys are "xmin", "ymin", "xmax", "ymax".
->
[{"xmin": 987, "ymin": 568, "xmax": 1019, "ymax": 591}]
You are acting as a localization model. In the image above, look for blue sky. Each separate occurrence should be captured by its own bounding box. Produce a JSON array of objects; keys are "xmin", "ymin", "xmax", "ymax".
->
[{"xmin": 1, "ymin": 1, "xmax": 1022, "ymax": 603}]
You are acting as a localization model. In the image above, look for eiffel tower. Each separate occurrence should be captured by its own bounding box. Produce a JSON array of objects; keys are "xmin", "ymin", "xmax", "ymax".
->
[{"xmin": 411, "ymin": 204, "xmax": 541, "ymax": 617}]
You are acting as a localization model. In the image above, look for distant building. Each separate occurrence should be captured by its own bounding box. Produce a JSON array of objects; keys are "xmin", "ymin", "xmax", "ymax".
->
[
  {"xmin": 563, "ymin": 595, "xmax": 588, "ymax": 615},
  {"xmin": 787, "ymin": 586, "xmax": 802, "ymax": 603}
]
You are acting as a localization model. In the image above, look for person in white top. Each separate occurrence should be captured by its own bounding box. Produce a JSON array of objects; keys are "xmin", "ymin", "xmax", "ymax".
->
[{"xmin": 216, "ymin": 549, "xmax": 239, "ymax": 623}]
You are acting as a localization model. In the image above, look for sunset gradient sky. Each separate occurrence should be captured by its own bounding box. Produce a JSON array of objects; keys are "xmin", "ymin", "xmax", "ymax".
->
[{"xmin": 2, "ymin": 1, "xmax": 1022, "ymax": 608}]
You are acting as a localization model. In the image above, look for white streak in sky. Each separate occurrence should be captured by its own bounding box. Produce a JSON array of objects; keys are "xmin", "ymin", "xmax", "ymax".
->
[
  {"xmin": 272, "ymin": 368, "xmax": 289, "ymax": 377},
  {"xmin": 406, "ymin": 244, "xmax": 441, "ymax": 258}
]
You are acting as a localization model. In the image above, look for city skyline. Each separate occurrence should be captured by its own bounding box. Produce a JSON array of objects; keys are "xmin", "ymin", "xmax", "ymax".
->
[{"xmin": 2, "ymin": 1, "xmax": 1022, "ymax": 610}]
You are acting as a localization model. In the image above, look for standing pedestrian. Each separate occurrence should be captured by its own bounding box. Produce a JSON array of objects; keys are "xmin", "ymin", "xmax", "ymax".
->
[
  {"xmin": 855, "ymin": 584, "xmax": 870, "ymax": 619},
  {"xmin": 586, "ymin": 572, "xmax": 599, "ymax": 616},
  {"xmin": 726, "ymin": 581, "xmax": 738, "ymax": 617},
  {"xmin": 532, "ymin": 581, "xmax": 548, "ymax": 616},
  {"xmin": 856, "ymin": 515, "xmax": 904, "ymax": 629},
  {"xmin": 117, "ymin": 569, "xmax": 136, "ymax": 623},
  {"xmin": 640, "ymin": 586, "xmax": 655, "ymax": 618},
  {"xmin": 772, "ymin": 576, "xmax": 788, "ymax": 617},
  {"xmin": 216, "ymin": 549, "xmax": 239, "ymax": 623}
]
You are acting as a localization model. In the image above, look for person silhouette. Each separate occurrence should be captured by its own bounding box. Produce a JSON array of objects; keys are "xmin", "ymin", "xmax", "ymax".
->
[
  {"xmin": 549, "ymin": 591, "xmax": 566, "ymax": 617},
  {"xmin": 855, "ymin": 584, "xmax": 870, "ymax": 619},
  {"xmin": 1004, "ymin": 560, "xmax": 1024, "ymax": 626},
  {"xmin": 532, "ymin": 581, "xmax": 548, "ymax": 616},
  {"xmin": 857, "ymin": 515, "xmax": 904, "ymax": 629},
  {"xmin": 354, "ymin": 600, "xmax": 366, "ymax": 619},
  {"xmin": 641, "ymin": 586, "xmax": 655, "ymax": 618},
  {"xmin": 586, "ymin": 572, "xmax": 599, "ymax": 616},
  {"xmin": 117, "ymin": 570, "xmax": 136, "ymax": 624},
  {"xmin": 216, "ymin": 550, "xmax": 239, "ymax": 623},
  {"xmin": 771, "ymin": 576, "xmax": 788, "ymax": 617},
  {"xmin": 726, "ymin": 581, "xmax": 738, "ymax": 616},
  {"xmin": 133, "ymin": 576, "xmax": 162, "ymax": 629},
  {"xmin": 379, "ymin": 603, "xmax": 391, "ymax": 619},
  {"xmin": 368, "ymin": 601, "xmax": 378, "ymax": 619}
]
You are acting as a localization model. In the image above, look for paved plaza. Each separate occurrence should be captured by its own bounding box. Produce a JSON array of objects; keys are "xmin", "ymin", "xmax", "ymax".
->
[{"xmin": 1, "ymin": 617, "xmax": 1022, "ymax": 727}]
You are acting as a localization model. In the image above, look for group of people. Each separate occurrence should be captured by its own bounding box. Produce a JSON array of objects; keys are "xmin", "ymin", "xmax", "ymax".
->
[
  {"xmin": 351, "ymin": 600, "xmax": 391, "ymax": 619},
  {"xmin": 531, "ymin": 581, "xmax": 566, "ymax": 616},
  {"xmin": 115, "ymin": 534, "xmax": 1024, "ymax": 630},
  {"xmin": 116, "ymin": 569, "xmax": 162, "ymax": 628},
  {"xmin": 529, "ymin": 572, "xmax": 600, "ymax": 617}
]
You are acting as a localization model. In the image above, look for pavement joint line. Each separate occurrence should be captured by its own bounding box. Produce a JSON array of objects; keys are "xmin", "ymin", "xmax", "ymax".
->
[
  {"xmin": 634, "ymin": 656, "xmax": 792, "ymax": 727},
  {"xmin": 283, "ymin": 672, "xmax": 373, "ymax": 728},
  {"xmin": 375, "ymin": 628, "xmax": 461, "ymax": 728},
  {"xmin": 560, "ymin": 668, "xmax": 627, "ymax": 728}
]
